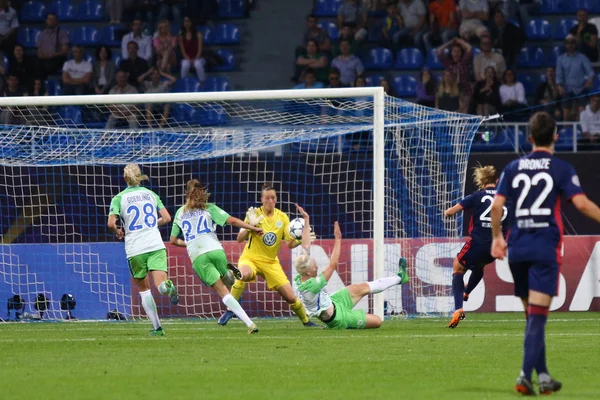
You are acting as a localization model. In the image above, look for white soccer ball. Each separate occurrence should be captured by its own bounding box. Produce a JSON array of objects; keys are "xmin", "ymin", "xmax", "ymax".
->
[{"xmin": 289, "ymin": 218, "xmax": 305, "ymax": 240}]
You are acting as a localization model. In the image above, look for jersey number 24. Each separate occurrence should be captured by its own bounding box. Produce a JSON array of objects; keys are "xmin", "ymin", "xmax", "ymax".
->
[{"xmin": 182, "ymin": 216, "xmax": 212, "ymax": 242}]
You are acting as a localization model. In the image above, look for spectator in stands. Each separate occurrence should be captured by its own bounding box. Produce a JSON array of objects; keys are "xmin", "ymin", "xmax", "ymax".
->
[
  {"xmin": 158, "ymin": 0, "xmax": 184, "ymax": 27},
  {"xmin": 458, "ymin": 0, "xmax": 489, "ymax": 41},
  {"xmin": 295, "ymin": 39, "xmax": 329, "ymax": 84},
  {"xmin": 1, "ymin": 74, "xmax": 23, "ymax": 124},
  {"xmin": 380, "ymin": 78, "xmax": 397, "ymax": 97},
  {"xmin": 396, "ymin": 0, "xmax": 427, "ymax": 51},
  {"xmin": 106, "ymin": 0, "xmax": 127, "ymax": 24},
  {"xmin": 557, "ymin": 35, "xmax": 594, "ymax": 121},
  {"xmin": 424, "ymin": 0, "xmax": 458, "ymax": 54},
  {"xmin": 332, "ymin": 39, "xmax": 364, "ymax": 87},
  {"xmin": 327, "ymin": 68, "xmax": 345, "ymax": 88},
  {"xmin": 122, "ymin": 19, "xmax": 153, "ymax": 62},
  {"xmin": 473, "ymin": 66, "xmax": 501, "ymax": 116},
  {"xmin": 294, "ymin": 68, "xmax": 324, "ymax": 89},
  {"xmin": 302, "ymin": 14, "xmax": 331, "ymax": 54},
  {"xmin": 179, "ymin": 16, "xmax": 206, "ymax": 84},
  {"xmin": 416, "ymin": 67, "xmax": 436, "ymax": 107},
  {"xmin": 570, "ymin": 8, "xmax": 599, "ymax": 63},
  {"xmin": 0, "ymin": 0, "xmax": 18, "ymax": 56},
  {"xmin": 120, "ymin": 41, "xmax": 149, "ymax": 90},
  {"xmin": 436, "ymin": 68, "xmax": 460, "ymax": 112},
  {"xmin": 93, "ymin": 45, "xmax": 117, "ymax": 95},
  {"xmin": 333, "ymin": 24, "xmax": 360, "ymax": 57},
  {"xmin": 36, "ymin": 12, "xmax": 70, "ymax": 81},
  {"xmin": 579, "ymin": 94, "xmax": 600, "ymax": 144},
  {"xmin": 438, "ymin": 37, "xmax": 472, "ymax": 113},
  {"xmin": 106, "ymin": 71, "xmax": 139, "ymax": 129},
  {"xmin": 489, "ymin": 9, "xmax": 525, "ymax": 70},
  {"xmin": 381, "ymin": 3, "xmax": 403, "ymax": 50},
  {"xmin": 364, "ymin": 0, "xmax": 388, "ymax": 13},
  {"xmin": 499, "ymin": 69, "xmax": 526, "ymax": 115},
  {"xmin": 137, "ymin": 67, "xmax": 176, "ymax": 128},
  {"xmin": 473, "ymin": 34, "xmax": 506, "ymax": 82},
  {"xmin": 30, "ymin": 79, "xmax": 46, "ymax": 96},
  {"xmin": 503, "ymin": 0, "xmax": 540, "ymax": 27},
  {"xmin": 62, "ymin": 46, "xmax": 93, "ymax": 96},
  {"xmin": 8, "ymin": 44, "xmax": 34, "ymax": 94},
  {"xmin": 535, "ymin": 67, "xmax": 562, "ymax": 120},
  {"xmin": 354, "ymin": 75, "xmax": 366, "ymax": 87},
  {"xmin": 337, "ymin": 0, "xmax": 368, "ymax": 41},
  {"xmin": 154, "ymin": 20, "xmax": 177, "ymax": 72}
]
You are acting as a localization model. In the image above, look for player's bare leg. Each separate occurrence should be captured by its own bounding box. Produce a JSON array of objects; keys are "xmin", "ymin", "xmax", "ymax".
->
[
  {"xmin": 213, "ymin": 279, "xmax": 257, "ymax": 334},
  {"xmin": 449, "ymin": 257, "xmax": 467, "ymax": 328},
  {"xmin": 151, "ymin": 270, "xmax": 179, "ymax": 305},
  {"xmin": 276, "ymin": 283, "xmax": 316, "ymax": 327}
]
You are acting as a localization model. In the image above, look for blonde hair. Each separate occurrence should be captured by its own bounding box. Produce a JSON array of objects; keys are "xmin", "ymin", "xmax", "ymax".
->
[
  {"xmin": 438, "ymin": 69, "xmax": 459, "ymax": 97},
  {"xmin": 123, "ymin": 164, "xmax": 149, "ymax": 186},
  {"xmin": 293, "ymin": 251, "xmax": 313, "ymax": 275},
  {"xmin": 184, "ymin": 179, "xmax": 210, "ymax": 212},
  {"xmin": 472, "ymin": 164, "xmax": 497, "ymax": 189}
]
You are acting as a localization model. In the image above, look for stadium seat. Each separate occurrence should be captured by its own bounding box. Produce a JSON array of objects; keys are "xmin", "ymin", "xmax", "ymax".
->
[
  {"xmin": 517, "ymin": 46, "xmax": 545, "ymax": 68},
  {"xmin": 317, "ymin": 21, "xmax": 339, "ymax": 41},
  {"xmin": 426, "ymin": 49, "xmax": 444, "ymax": 70},
  {"xmin": 557, "ymin": 127, "xmax": 581, "ymax": 151},
  {"xmin": 57, "ymin": 106, "xmax": 83, "ymax": 126},
  {"xmin": 547, "ymin": 45, "xmax": 563, "ymax": 67},
  {"xmin": 554, "ymin": 19, "xmax": 577, "ymax": 40},
  {"xmin": 17, "ymin": 27, "xmax": 41, "ymax": 48},
  {"xmin": 20, "ymin": 1, "xmax": 47, "ymax": 22},
  {"xmin": 76, "ymin": 0, "xmax": 104, "ymax": 21},
  {"xmin": 205, "ymin": 77, "xmax": 230, "ymax": 92},
  {"xmin": 313, "ymin": 0, "xmax": 342, "ymax": 17},
  {"xmin": 364, "ymin": 48, "xmax": 393, "ymax": 70},
  {"xmin": 213, "ymin": 23, "xmax": 240, "ymax": 45},
  {"xmin": 471, "ymin": 47, "xmax": 481, "ymax": 57},
  {"xmin": 517, "ymin": 131, "xmax": 532, "ymax": 151},
  {"xmin": 391, "ymin": 75, "xmax": 417, "ymax": 97},
  {"xmin": 175, "ymin": 77, "xmax": 202, "ymax": 93},
  {"xmin": 48, "ymin": 0, "xmax": 76, "ymax": 21},
  {"xmin": 211, "ymin": 49, "xmax": 235, "ymax": 71},
  {"xmin": 217, "ymin": 0, "xmax": 246, "ymax": 18},
  {"xmin": 526, "ymin": 19, "xmax": 551, "ymax": 40},
  {"xmin": 364, "ymin": 74, "xmax": 385, "ymax": 87},
  {"xmin": 101, "ymin": 25, "xmax": 124, "ymax": 46},
  {"xmin": 45, "ymin": 79, "xmax": 62, "ymax": 96},
  {"xmin": 540, "ymin": 0, "xmax": 563, "ymax": 14},
  {"xmin": 564, "ymin": 0, "xmax": 597, "ymax": 13},
  {"xmin": 516, "ymin": 73, "xmax": 538, "ymax": 96},
  {"xmin": 199, "ymin": 26, "xmax": 214, "ymax": 46},
  {"xmin": 172, "ymin": 103, "xmax": 226, "ymax": 126},
  {"xmin": 112, "ymin": 53, "xmax": 122, "ymax": 68},
  {"xmin": 395, "ymin": 48, "xmax": 423, "ymax": 70},
  {"xmin": 71, "ymin": 26, "xmax": 100, "ymax": 46}
]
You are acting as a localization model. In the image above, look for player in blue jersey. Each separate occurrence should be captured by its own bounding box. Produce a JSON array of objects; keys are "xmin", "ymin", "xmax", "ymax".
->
[
  {"xmin": 444, "ymin": 165, "xmax": 508, "ymax": 328},
  {"xmin": 491, "ymin": 112, "xmax": 600, "ymax": 395}
]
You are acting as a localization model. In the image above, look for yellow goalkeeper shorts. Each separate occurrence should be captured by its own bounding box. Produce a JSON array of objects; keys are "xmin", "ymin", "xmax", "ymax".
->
[{"xmin": 238, "ymin": 256, "xmax": 290, "ymax": 290}]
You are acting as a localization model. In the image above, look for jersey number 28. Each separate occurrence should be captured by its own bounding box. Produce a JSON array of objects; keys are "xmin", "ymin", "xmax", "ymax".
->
[{"xmin": 126, "ymin": 203, "xmax": 157, "ymax": 231}]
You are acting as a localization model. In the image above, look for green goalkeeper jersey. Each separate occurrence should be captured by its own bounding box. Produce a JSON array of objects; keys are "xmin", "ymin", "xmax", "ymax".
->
[{"xmin": 293, "ymin": 273, "xmax": 332, "ymax": 318}]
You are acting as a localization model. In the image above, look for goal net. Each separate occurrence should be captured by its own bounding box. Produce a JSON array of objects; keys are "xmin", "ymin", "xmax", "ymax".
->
[{"xmin": 0, "ymin": 89, "xmax": 484, "ymax": 321}]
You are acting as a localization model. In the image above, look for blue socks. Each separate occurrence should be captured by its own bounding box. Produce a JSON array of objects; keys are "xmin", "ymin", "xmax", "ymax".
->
[
  {"xmin": 521, "ymin": 304, "xmax": 549, "ymax": 381},
  {"xmin": 465, "ymin": 267, "xmax": 484, "ymax": 295},
  {"xmin": 452, "ymin": 272, "xmax": 465, "ymax": 310}
]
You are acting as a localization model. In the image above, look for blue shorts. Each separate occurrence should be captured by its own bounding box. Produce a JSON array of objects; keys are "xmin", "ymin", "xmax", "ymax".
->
[
  {"xmin": 457, "ymin": 239, "xmax": 495, "ymax": 270},
  {"xmin": 509, "ymin": 261, "xmax": 560, "ymax": 298}
]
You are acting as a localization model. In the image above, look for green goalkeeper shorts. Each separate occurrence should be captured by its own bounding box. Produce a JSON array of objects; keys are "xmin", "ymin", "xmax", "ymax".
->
[
  {"xmin": 192, "ymin": 249, "xmax": 229, "ymax": 287},
  {"xmin": 127, "ymin": 249, "xmax": 168, "ymax": 279},
  {"xmin": 326, "ymin": 288, "xmax": 367, "ymax": 330}
]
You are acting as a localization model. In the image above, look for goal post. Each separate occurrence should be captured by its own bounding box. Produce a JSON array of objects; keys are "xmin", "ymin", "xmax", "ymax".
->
[{"xmin": 0, "ymin": 88, "xmax": 484, "ymax": 321}]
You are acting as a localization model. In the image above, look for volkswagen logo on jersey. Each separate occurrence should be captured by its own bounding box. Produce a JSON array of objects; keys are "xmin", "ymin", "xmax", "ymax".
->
[{"xmin": 263, "ymin": 232, "xmax": 277, "ymax": 246}]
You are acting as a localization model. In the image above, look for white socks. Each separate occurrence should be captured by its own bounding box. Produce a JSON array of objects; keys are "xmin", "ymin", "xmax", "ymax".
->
[
  {"xmin": 157, "ymin": 281, "xmax": 169, "ymax": 295},
  {"xmin": 140, "ymin": 289, "xmax": 161, "ymax": 330},
  {"xmin": 223, "ymin": 294, "xmax": 253, "ymax": 327},
  {"xmin": 367, "ymin": 276, "xmax": 401, "ymax": 294}
]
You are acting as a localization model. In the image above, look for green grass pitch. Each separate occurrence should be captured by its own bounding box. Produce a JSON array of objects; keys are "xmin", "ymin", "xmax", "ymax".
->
[{"xmin": 1, "ymin": 312, "xmax": 599, "ymax": 399}]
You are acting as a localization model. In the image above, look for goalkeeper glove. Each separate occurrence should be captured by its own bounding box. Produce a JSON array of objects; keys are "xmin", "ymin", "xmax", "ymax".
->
[{"xmin": 246, "ymin": 207, "xmax": 264, "ymax": 227}]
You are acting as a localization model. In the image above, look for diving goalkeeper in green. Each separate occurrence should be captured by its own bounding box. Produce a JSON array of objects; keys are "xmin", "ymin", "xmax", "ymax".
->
[{"xmin": 292, "ymin": 205, "xmax": 409, "ymax": 329}]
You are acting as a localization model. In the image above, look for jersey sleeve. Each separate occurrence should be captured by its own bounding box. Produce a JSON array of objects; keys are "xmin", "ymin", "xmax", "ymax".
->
[
  {"xmin": 170, "ymin": 208, "xmax": 182, "ymax": 237},
  {"xmin": 207, "ymin": 203, "xmax": 230, "ymax": 226},
  {"xmin": 282, "ymin": 213, "xmax": 293, "ymax": 242},
  {"xmin": 496, "ymin": 168, "xmax": 511, "ymax": 198},
  {"xmin": 560, "ymin": 163, "xmax": 585, "ymax": 201},
  {"xmin": 459, "ymin": 192, "xmax": 478, "ymax": 210},
  {"xmin": 297, "ymin": 273, "xmax": 328, "ymax": 294},
  {"xmin": 152, "ymin": 191, "xmax": 165, "ymax": 210},
  {"xmin": 109, "ymin": 194, "xmax": 121, "ymax": 216}
]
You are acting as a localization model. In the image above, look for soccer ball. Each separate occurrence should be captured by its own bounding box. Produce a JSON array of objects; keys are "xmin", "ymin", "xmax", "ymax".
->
[{"xmin": 289, "ymin": 218, "xmax": 305, "ymax": 240}]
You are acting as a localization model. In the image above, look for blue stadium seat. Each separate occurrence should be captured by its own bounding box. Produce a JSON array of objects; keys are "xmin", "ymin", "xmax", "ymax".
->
[
  {"xmin": 175, "ymin": 77, "xmax": 202, "ymax": 92},
  {"xmin": 516, "ymin": 72, "xmax": 538, "ymax": 96},
  {"xmin": 364, "ymin": 74, "xmax": 385, "ymax": 87},
  {"xmin": 547, "ymin": 45, "xmax": 563, "ymax": 67},
  {"xmin": 172, "ymin": 104, "xmax": 226, "ymax": 126},
  {"xmin": 20, "ymin": 1, "xmax": 47, "ymax": 22},
  {"xmin": 112, "ymin": 53, "xmax": 122, "ymax": 68},
  {"xmin": 471, "ymin": 47, "xmax": 481, "ymax": 57},
  {"xmin": 76, "ymin": 0, "xmax": 104, "ymax": 21},
  {"xmin": 101, "ymin": 25, "xmax": 124, "ymax": 46},
  {"xmin": 526, "ymin": 19, "xmax": 551, "ymax": 40},
  {"xmin": 554, "ymin": 18, "xmax": 577, "ymax": 40},
  {"xmin": 57, "ymin": 106, "xmax": 83, "ymax": 126},
  {"xmin": 517, "ymin": 46, "xmax": 545, "ymax": 68},
  {"xmin": 517, "ymin": 131, "xmax": 533, "ymax": 151},
  {"xmin": 48, "ymin": 0, "xmax": 76, "ymax": 21},
  {"xmin": 213, "ymin": 23, "xmax": 240, "ymax": 45},
  {"xmin": 205, "ymin": 77, "xmax": 230, "ymax": 92},
  {"xmin": 540, "ymin": 0, "xmax": 563, "ymax": 14},
  {"xmin": 364, "ymin": 48, "xmax": 393, "ymax": 70},
  {"xmin": 557, "ymin": 127, "xmax": 581, "ymax": 151},
  {"xmin": 392, "ymin": 75, "xmax": 417, "ymax": 97},
  {"xmin": 45, "ymin": 79, "xmax": 62, "ymax": 96},
  {"xmin": 395, "ymin": 48, "xmax": 423, "ymax": 70},
  {"xmin": 217, "ymin": 0, "xmax": 246, "ymax": 18},
  {"xmin": 564, "ymin": 0, "xmax": 597, "ymax": 13},
  {"xmin": 317, "ymin": 21, "xmax": 339, "ymax": 41},
  {"xmin": 313, "ymin": 0, "xmax": 342, "ymax": 17},
  {"xmin": 71, "ymin": 26, "xmax": 100, "ymax": 46},
  {"xmin": 199, "ymin": 26, "xmax": 214, "ymax": 45},
  {"xmin": 17, "ymin": 27, "xmax": 40, "ymax": 48},
  {"xmin": 212, "ymin": 49, "xmax": 235, "ymax": 71},
  {"xmin": 426, "ymin": 49, "xmax": 444, "ymax": 70}
]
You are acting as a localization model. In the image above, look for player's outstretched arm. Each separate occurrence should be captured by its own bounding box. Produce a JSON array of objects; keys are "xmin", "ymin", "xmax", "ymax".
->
[
  {"xmin": 322, "ymin": 222, "xmax": 342, "ymax": 281},
  {"xmin": 169, "ymin": 235, "xmax": 186, "ymax": 247},
  {"xmin": 157, "ymin": 207, "xmax": 172, "ymax": 227},
  {"xmin": 295, "ymin": 204, "xmax": 312, "ymax": 253},
  {"xmin": 444, "ymin": 203, "xmax": 464, "ymax": 217},
  {"xmin": 107, "ymin": 214, "xmax": 124, "ymax": 240},
  {"xmin": 572, "ymin": 194, "xmax": 600, "ymax": 224},
  {"xmin": 226, "ymin": 216, "xmax": 263, "ymax": 235},
  {"xmin": 490, "ymin": 195, "xmax": 507, "ymax": 259}
]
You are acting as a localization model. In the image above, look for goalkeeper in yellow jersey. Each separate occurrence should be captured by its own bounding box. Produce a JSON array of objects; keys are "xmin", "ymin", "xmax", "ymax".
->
[{"xmin": 218, "ymin": 183, "xmax": 318, "ymax": 327}]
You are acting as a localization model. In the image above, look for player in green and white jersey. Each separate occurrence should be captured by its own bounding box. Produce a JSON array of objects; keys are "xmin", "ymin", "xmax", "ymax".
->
[
  {"xmin": 107, "ymin": 164, "xmax": 178, "ymax": 336},
  {"xmin": 292, "ymin": 205, "xmax": 409, "ymax": 329},
  {"xmin": 169, "ymin": 179, "xmax": 264, "ymax": 334}
]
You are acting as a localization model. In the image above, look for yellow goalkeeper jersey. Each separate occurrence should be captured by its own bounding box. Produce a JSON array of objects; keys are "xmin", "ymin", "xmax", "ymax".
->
[{"xmin": 242, "ymin": 207, "xmax": 293, "ymax": 263}]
